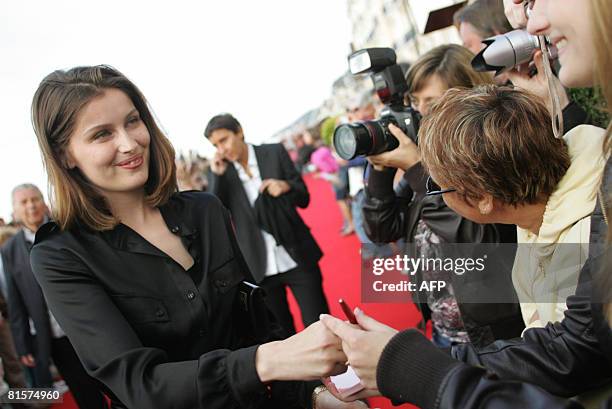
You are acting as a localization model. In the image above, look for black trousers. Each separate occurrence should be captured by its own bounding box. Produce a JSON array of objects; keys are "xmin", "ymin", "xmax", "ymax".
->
[
  {"xmin": 51, "ymin": 336, "xmax": 107, "ymax": 409},
  {"xmin": 260, "ymin": 264, "xmax": 329, "ymax": 337}
]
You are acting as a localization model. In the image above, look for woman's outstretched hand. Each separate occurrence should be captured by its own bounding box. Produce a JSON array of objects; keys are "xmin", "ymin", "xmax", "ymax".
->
[
  {"xmin": 256, "ymin": 321, "xmax": 348, "ymax": 382},
  {"xmin": 320, "ymin": 309, "xmax": 398, "ymax": 400}
]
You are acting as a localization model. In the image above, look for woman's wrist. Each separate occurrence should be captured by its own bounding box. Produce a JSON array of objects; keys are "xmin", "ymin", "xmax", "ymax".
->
[
  {"xmin": 255, "ymin": 341, "xmax": 282, "ymax": 383},
  {"xmin": 311, "ymin": 385, "xmax": 327, "ymax": 409}
]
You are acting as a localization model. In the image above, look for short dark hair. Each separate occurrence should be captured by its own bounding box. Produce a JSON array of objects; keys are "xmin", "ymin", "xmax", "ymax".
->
[
  {"xmin": 453, "ymin": 0, "xmax": 512, "ymax": 38},
  {"xmin": 204, "ymin": 113, "xmax": 242, "ymax": 138}
]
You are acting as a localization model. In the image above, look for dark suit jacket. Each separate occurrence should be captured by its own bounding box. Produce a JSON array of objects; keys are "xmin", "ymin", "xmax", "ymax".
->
[
  {"xmin": 208, "ymin": 143, "xmax": 322, "ymax": 282},
  {"xmin": 1, "ymin": 230, "xmax": 53, "ymax": 386}
]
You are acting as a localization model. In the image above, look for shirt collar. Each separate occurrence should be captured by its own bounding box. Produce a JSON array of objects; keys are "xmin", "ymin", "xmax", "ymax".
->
[
  {"xmin": 23, "ymin": 216, "xmax": 49, "ymax": 243},
  {"xmin": 101, "ymin": 194, "xmax": 197, "ymax": 257},
  {"xmin": 23, "ymin": 228, "xmax": 36, "ymax": 244},
  {"xmin": 246, "ymin": 144, "xmax": 257, "ymax": 168},
  {"xmin": 158, "ymin": 195, "xmax": 197, "ymax": 239}
]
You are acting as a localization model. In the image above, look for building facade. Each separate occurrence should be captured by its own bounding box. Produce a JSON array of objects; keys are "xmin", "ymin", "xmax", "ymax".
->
[{"xmin": 272, "ymin": 0, "xmax": 466, "ymax": 143}]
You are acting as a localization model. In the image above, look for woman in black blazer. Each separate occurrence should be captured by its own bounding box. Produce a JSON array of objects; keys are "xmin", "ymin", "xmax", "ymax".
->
[{"xmin": 29, "ymin": 65, "xmax": 364, "ymax": 409}]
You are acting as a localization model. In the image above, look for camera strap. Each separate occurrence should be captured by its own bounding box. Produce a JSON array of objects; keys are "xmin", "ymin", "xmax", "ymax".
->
[{"xmin": 540, "ymin": 35, "xmax": 564, "ymax": 139}]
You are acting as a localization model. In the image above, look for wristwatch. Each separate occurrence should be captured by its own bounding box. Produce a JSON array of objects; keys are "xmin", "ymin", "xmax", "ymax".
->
[{"xmin": 311, "ymin": 385, "xmax": 328, "ymax": 409}]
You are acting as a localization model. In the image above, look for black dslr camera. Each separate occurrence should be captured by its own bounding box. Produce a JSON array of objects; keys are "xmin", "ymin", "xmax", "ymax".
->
[{"xmin": 333, "ymin": 48, "xmax": 420, "ymax": 160}]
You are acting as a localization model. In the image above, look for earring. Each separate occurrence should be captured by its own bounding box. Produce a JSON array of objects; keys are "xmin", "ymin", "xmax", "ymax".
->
[{"xmin": 479, "ymin": 204, "xmax": 492, "ymax": 215}]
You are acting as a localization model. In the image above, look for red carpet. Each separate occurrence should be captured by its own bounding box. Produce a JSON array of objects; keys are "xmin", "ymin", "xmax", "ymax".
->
[
  {"xmin": 290, "ymin": 175, "xmax": 420, "ymax": 409},
  {"xmin": 52, "ymin": 390, "xmax": 76, "ymax": 409},
  {"xmin": 54, "ymin": 175, "xmax": 421, "ymax": 409}
]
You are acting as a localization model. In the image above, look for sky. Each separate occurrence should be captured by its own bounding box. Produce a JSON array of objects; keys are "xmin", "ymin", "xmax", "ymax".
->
[{"xmin": 0, "ymin": 1, "xmax": 353, "ymax": 221}]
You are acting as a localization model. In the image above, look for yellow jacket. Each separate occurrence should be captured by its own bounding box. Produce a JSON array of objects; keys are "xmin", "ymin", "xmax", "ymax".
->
[{"xmin": 513, "ymin": 125, "xmax": 607, "ymax": 329}]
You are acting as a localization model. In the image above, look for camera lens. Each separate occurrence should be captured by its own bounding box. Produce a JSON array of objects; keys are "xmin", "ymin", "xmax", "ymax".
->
[
  {"xmin": 333, "ymin": 121, "xmax": 387, "ymax": 160},
  {"xmin": 472, "ymin": 29, "xmax": 541, "ymax": 73},
  {"xmin": 333, "ymin": 124, "xmax": 361, "ymax": 160}
]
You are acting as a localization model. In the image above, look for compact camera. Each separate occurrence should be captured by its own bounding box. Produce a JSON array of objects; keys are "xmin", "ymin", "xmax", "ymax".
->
[
  {"xmin": 333, "ymin": 48, "xmax": 421, "ymax": 160},
  {"xmin": 471, "ymin": 29, "xmax": 556, "ymax": 75}
]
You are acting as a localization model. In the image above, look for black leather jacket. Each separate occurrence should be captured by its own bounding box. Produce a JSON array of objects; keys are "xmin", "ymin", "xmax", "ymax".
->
[
  {"xmin": 377, "ymin": 242, "xmax": 611, "ymax": 409},
  {"xmin": 449, "ymin": 157, "xmax": 612, "ymax": 395},
  {"xmin": 378, "ymin": 328, "xmax": 589, "ymax": 409},
  {"xmin": 363, "ymin": 163, "xmax": 524, "ymax": 347},
  {"xmin": 376, "ymin": 157, "xmax": 612, "ymax": 409}
]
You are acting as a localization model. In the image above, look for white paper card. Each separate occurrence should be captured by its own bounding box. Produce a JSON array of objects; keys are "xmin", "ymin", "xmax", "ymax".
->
[{"xmin": 329, "ymin": 366, "xmax": 365, "ymax": 398}]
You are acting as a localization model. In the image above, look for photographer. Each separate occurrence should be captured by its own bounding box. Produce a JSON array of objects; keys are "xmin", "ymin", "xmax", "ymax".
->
[
  {"xmin": 362, "ymin": 44, "xmax": 524, "ymax": 348},
  {"xmin": 457, "ymin": 0, "xmax": 590, "ymax": 131}
]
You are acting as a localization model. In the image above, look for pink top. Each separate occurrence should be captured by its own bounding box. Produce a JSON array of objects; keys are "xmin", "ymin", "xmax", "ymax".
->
[{"xmin": 310, "ymin": 146, "xmax": 339, "ymax": 174}]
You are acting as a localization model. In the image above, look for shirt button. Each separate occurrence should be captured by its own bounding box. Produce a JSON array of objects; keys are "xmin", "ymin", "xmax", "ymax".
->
[
  {"xmin": 199, "ymin": 329, "xmax": 205, "ymax": 337},
  {"xmin": 216, "ymin": 280, "xmax": 228, "ymax": 288},
  {"xmin": 155, "ymin": 309, "xmax": 165, "ymax": 318},
  {"xmin": 171, "ymin": 226, "xmax": 180, "ymax": 233},
  {"xmin": 186, "ymin": 291, "xmax": 196, "ymax": 300}
]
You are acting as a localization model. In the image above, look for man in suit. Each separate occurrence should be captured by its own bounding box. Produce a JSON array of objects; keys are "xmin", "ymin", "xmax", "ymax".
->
[
  {"xmin": 1, "ymin": 184, "xmax": 107, "ymax": 408},
  {"xmin": 205, "ymin": 114, "xmax": 329, "ymax": 336}
]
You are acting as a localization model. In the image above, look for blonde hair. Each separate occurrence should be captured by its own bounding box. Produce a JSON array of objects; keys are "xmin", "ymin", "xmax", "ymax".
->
[
  {"xmin": 592, "ymin": 0, "xmax": 612, "ymax": 152},
  {"xmin": 31, "ymin": 66, "xmax": 177, "ymax": 231},
  {"xmin": 419, "ymin": 85, "xmax": 570, "ymax": 205},
  {"xmin": 591, "ymin": 0, "xmax": 612, "ymax": 321},
  {"xmin": 406, "ymin": 44, "xmax": 492, "ymax": 95}
]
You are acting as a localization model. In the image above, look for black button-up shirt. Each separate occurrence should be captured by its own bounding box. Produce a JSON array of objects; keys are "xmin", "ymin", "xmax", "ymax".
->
[{"xmin": 30, "ymin": 192, "xmax": 310, "ymax": 409}]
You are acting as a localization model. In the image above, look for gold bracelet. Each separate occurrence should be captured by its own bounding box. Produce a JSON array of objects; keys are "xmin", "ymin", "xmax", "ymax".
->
[{"xmin": 311, "ymin": 385, "xmax": 327, "ymax": 409}]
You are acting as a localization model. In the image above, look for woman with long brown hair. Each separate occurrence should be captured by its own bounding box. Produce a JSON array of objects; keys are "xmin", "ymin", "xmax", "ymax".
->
[{"xmin": 29, "ymin": 65, "xmax": 364, "ymax": 409}]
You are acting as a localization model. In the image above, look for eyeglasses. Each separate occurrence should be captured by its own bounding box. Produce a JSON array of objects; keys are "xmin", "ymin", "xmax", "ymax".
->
[{"xmin": 425, "ymin": 176, "xmax": 457, "ymax": 196}]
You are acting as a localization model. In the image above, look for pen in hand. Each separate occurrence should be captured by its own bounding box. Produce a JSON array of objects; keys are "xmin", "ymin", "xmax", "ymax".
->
[{"xmin": 339, "ymin": 299, "xmax": 358, "ymax": 325}]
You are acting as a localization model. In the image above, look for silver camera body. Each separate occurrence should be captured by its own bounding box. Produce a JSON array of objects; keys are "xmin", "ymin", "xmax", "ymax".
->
[{"xmin": 471, "ymin": 29, "xmax": 553, "ymax": 75}]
